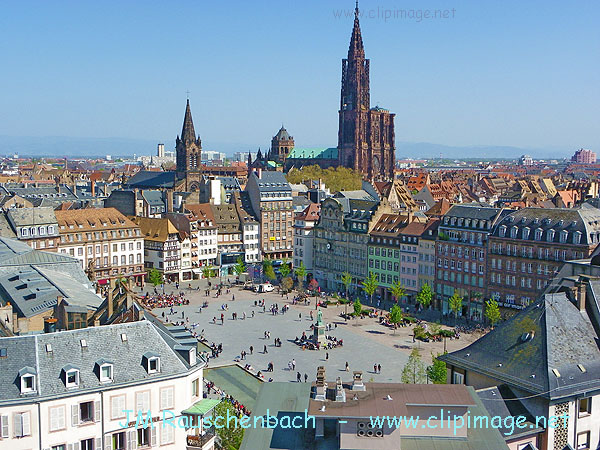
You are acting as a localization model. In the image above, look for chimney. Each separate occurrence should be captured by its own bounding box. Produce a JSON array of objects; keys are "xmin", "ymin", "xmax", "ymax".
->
[
  {"xmin": 335, "ymin": 377, "xmax": 346, "ymax": 402},
  {"xmin": 91, "ymin": 179, "xmax": 96, "ymax": 197},
  {"xmin": 257, "ymin": 168, "xmax": 262, "ymax": 179},
  {"xmin": 107, "ymin": 279, "xmax": 115, "ymax": 318},
  {"xmin": 165, "ymin": 189, "xmax": 174, "ymax": 213},
  {"xmin": 315, "ymin": 366, "xmax": 327, "ymax": 401},
  {"xmin": 351, "ymin": 371, "xmax": 365, "ymax": 391},
  {"xmin": 577, "ymin": 282, "xmax": 587, "ymax": 313},
  {"xmin": 44, "ymin": 317, "xmax": 57, "ymax": 333}
]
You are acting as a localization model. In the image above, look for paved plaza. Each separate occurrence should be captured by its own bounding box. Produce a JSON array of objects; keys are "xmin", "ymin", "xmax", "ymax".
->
[{"xmin": 147, "ymin": 278, "xmax": 481, "ymax": 384}]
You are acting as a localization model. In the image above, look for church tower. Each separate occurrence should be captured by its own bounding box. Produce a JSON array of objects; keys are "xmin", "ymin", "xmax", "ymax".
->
[
  {"xmin": 337, "ymin": 2, "xmax": 395, "ymax": 180},
  {"xmin": 176, "ymin": 99, "xmax": 202, "ymax": 179},
  {"xmin": 269, "ymin": 126, "xmax": 294, "ymax": 163}
]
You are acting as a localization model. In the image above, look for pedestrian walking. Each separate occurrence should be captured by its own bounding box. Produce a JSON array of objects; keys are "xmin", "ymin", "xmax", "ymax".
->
[
  {"xmin": 264, "ymin": 345, "xmax": 268, "ymax": 354},
  {"xmin": 250, "ymin": 346, "xmax": 253, "ymax": 355},
  {"xmin": 326, "ymin": 352, "xmax": 329, "ymax": 360},
  {"xmin": 374, "ymin": 364, "xmax": 377, "ymax": 374},
  {"xmin": 297, "ymin": 372, "xmax": 301, "ymax": 382},
  {"xmin": 345, "ymin": 362, "xmax": 349, "ymax": 371},
  {"xmin": 378, "ymin": 364, "xmax": 381, "ymax": 373},
  {"xmin": 304, "ymin": 373, "xmax": 308, "ymax": 383},
  {"xmin": 292, "ymin": 359, "xmax": 296, "ymax": 370}
]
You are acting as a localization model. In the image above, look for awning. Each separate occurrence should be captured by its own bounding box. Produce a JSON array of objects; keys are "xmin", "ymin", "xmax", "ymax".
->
[{"xmin": 182, "ymin": 398, "xmax": 221, "ymax": 416}]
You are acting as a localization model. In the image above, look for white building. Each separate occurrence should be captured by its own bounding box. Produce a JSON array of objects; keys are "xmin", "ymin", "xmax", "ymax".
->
[
  {"xmin": 132, "ymin": 217, "xmax": 182, "ymax": 282},
  {"xmin": 0, "ymin": 320, "xmax": 216, "ymax": 450},
  {"xmin": 293, "ymin": 203, "xmax": 320, "ymax": 272},
  {"xmin": 233, "ymin": 191, "xmax": 261, "ymax": 265},
  {"xmin": 186, "ymin": 205, "xmax": 219, "ymax": 270}
]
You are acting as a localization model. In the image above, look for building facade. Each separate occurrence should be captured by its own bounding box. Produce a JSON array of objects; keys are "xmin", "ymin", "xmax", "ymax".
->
[
  {"xmin": 133, "ymin": 217, "xmax": 182, "ymax": 282},
  {"xmin": 0, "ymin": 321, "xmax": 215, "ymax": 450},
  {"xmin": 435, "ymin": 205, "xmax": 506, "ymax": 320},
  {"xmin": 55, "ymin": 208, "xmax": 145, "ymax": 285},
  {"xmin": 293, "ymin": 203, "xmax": 320, "ymax": 274},
  {"xmin": 7, "ymin": 207, "xmax": 60, "ymax": 251},
  {"xmin": 487, "ymin": 205, "xmax": 600, "ymax": 315},
  {"xmin": 245, "ymin": 170, "xmax": 293, "ymax": 260}
]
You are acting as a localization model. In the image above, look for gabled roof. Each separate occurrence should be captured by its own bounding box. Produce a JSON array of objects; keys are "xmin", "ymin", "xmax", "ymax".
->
[
  {"xmin": 440, "ymin": 293, "xmax": 600, "ymax": 400},
  {"xmin": 132, "ymin": 217, "xmax": 178, "ymax": 242},
  {"xmin": 126, "ymin": 170, "xmax": 176, "ymax": 189}
]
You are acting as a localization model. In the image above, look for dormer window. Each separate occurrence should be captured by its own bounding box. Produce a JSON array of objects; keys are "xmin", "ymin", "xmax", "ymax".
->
[
  {"xmin": 96, "ymin": 359, "xmax": 114, "ymax": 383},
  {"xmin": 547, "ymin": 229, "xmax": 555, "ymax": 242},
  {"xmin": 19, "ymin": 367, "xmax": 36, "ymax": 393},
  {"xmin": 510, "ymin": 226, "xmax": 518, "ymax": 239},
  {"xmin": 573, "ymin": 231, "xmax": 582, "ymax": 245},
  {"xmin": 522, "ymin": 227, "xmax": 530, "ymax": 240},
  {"xmin": 560, "ymin": 230, "xmax": 569, "ymax": 243},
  {"xmin": 499, "ymin": 225, "xmax": 507, "ymax": 237},
  {"xmin": 63, "ymin": 364, "xmax": 80, "ymax": 388},
  {"xmin": 535, "ymin": 228, "xmax": 543, "ymax": 241},
  {"xmin": 143, "ymin": 351, "xmax": 161, "ymax": 374}
]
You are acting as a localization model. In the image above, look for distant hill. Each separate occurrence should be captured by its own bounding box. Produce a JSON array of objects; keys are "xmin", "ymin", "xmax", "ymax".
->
[
  {"xmin": 0, "ymin": 135, "xmax": 574, "ymax": 160},
  {"xmin": 396, "ymin": 141, "xmax": 571, "ymax": 160}
]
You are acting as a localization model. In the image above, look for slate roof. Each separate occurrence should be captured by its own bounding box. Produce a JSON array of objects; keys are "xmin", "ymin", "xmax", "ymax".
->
[
  {"xmin": 250, "ymin": 171, "xmax": 292, "ymax": 193},
  {"xmin": 440, "ymin": 293, "xmax": 600, "ymax": 400},
  {"xmin": 141, "ymin": 190, "xmax": 165, "ymax": 207},
  {"xmin": 491, "ymin": 205, "xmax": 600, "ymax": 245},
  {"xmin": 0, "ymin": 321, "xmax": 199, "ymax": 406},
  {"xmin": 126, "ymin": 170, "xmax": 176, "ymax": 189},
  {"xmin": 7, "ymin": 206, "xmax": 57, "ymax": 227},
  {"xmin": 210, "ymin": 204, "xmax": 241, "ymax": 235}
]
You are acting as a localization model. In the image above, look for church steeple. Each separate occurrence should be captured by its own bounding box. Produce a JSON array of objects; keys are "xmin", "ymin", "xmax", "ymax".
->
[
  {"xmin": 348, "ymin": 0, "xmax": 364, "ymax": 60},
  {"xmin": 181, "ymin": 99, "xmax": 197, "ymax": 144}
]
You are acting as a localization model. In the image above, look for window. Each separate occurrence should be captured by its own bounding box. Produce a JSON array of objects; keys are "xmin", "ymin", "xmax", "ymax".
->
[
  {"xmin": 577, "ymin": 431, "xmax": 590, "ymax": 449},
  {"xmin": 137, "ymin": 426, "xmax": 153, "ymax": 447},
  {"xmin": 452, "ymin": 372, "xmax": 464, "ymax": 384},
  {"xmin": 112, "ymin": 432, "xmax": 127, "ymax": 450},
  {"xmin": 66, "ymin": 369, "xmax": 80, "ymax": 388},
  {"xmin": 161, "ymin": 421, "xmax": 175, "ymax": 444},
  {"xmin": 81, "ymin": 438, "xmax": 94, "ymax": 450},
  {"xmin": 52, "ymin": 445, "xmax": 66, "ymax": 450},
  {"xmin": 13, "ymin": 412, "xmax": 31, "ymax": 437},
  {"xmin": 20, "ymin": 373, "xmax": 36, "ymax": 393},
  {"xmin": 79, "ymin": 401, "xmax": 94, "ymax": 423},
  {"xmin": 100, "ymin": 363, "xmax": 113, "ymax": 382},
  {"xmin": 579, "ymin": 397, "xmax": 592, "ymax": 416},
  {"xmin": 160, "ymin": 387, "xmax": 174, "ymax": 410},
  {"xmin": 111, "ymin": 395, "xmax": 126, "ymax": 419},
  {"xmin": 49, "ymin": 405, "xmax": 66, "ymax": 431},
  {"xmin": 192, "ymin": 378, "xmax": 200, "ymax": 397},
  {"xmin": 136, "ymin": 391, "xmax": 150, "ymax": 414}
]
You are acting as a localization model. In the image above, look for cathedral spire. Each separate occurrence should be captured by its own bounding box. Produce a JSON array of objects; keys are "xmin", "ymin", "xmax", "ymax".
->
[
  {"xmin": 348, "ymin": 0, "xmax": 364, "ymax": 60},
  {"xmin": 181, "ymin": 99, "xmax": 196, "ymax": 144}
]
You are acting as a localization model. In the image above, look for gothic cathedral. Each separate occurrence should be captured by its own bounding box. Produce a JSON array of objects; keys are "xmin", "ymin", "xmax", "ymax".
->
[{"xmin": 337, "ymin": 4, "xmax": 396, "ymax": 180}]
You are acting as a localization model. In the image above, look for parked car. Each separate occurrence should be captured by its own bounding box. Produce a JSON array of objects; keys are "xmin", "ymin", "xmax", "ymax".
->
[{"xmin": 254, "ymin": 283, "xmax": 274, "ymax": 293}]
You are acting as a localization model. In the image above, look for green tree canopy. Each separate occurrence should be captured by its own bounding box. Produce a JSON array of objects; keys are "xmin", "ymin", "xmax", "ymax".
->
[
  {"xmin": 285, "ymin": 165, "xmax": 362, "ymax": 193},
  {"xmin": 485, "ymin": 299, "xmax": 501, "ymax": 328},
  {"xmin": 202, "ymin": 266, "xmax": 215, "ymax": 280},
  {"xmin": 353, "ymin": 298, "xmax": 362, "ymax": 316},
  {"xmin": 401, "ymin": 348, "xmax": 427, "ymax": 384},
  {"xmin": 147, "ymin": 268, "xmax": 163, "ymax": 287},
  {"xmin": 341, "ymin": 271, "xmax": 352, "ymax": 299},
  {"xmin": 390, "ymin": 280, "xmax": 406, "ymax": 304},
  {"xmin": 213, "ymin": 401, "xmax": 245, "ymax": 450},
  {"xmin": 233, "ymin": 256, "xmax": 246, "ymax": 276},
  {"xmin": 416, "ymin": 283, "xmax": 433, "ymax": 309},
  {"xmin": 448, "ymin": 290, "xmax": 463, "ymax": 324},
  {"xmin": 361, "ymin": 272, "xmax": 378, "ymax": 304},
  {"xmin": 389, "ymin": 304, "xmax": 403, "ymax": 334},
  {"xmin": 279, "ymin": 259, "xmax": 291, "ymax": 278},
  {"xmin": 294, "ymin": 261, "xmax": 307, "ymax": 290},
  {"xmin": 426, "ymin": 353, "xmax": 447, "ymax": 384}
]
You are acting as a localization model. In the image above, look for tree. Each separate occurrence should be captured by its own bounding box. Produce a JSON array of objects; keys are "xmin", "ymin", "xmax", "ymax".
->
[
  {"xmin": 361, "ymin": 272, "xmax": 378, "ymax": 306},
  {"xmin": 448, "ymin": 291, "xmax": 463, "ymax": 325},
  {"xmin": 281, "ymin": 276, "xmax": 294, "ymax": 293},
  {"xmin": 426, "ymin": 353, "xmax": 447, "ymax": 384},
  {"xmin": 390, "ymin": 280, "xmax": 406, "ymax": 305},
  {"xmin": 263, "ymin": 259, "xmax": 276, "ymax": 281},
  {"xmin": 389, "ymin": 304, "xmax": 403, "ymax": 334},
  {"xmin": 147, "ymin": 268, "xmax": 163, "ymax": 287},
  {"xmin": 401, "ymin": 348, "xmax": 427, "ymax": 384},
  {"xmin": 279, "ymin": 259, "xmax": 291, "ymax": 278},
  {"xmin": 416, "ymin": 283, "xmax": 433, "ymax": 310},
  {"xmin": 233, "ymin": 256, "xmax": 246, "ymax": 276},
  {"xmin": 294, "ymin": 261, "xmax": 307, "ymax": 291},
  {"xmin": 353, "ymin": 298, "xmax": 362, "ymax": 317},
  {"xmin": 341, "ymin": 271, "xmax": 352, "ymax": 300},
  {"xmin": 202, "ymin": 265, "xmax": 215, "ymax": 281},
  {"xmin": 213, "ymin": 400, "xmax": 245, "ymax": 450},
  {"xmin": 485, "ymin": 299, "xmax": 501, "ymax": 329}
]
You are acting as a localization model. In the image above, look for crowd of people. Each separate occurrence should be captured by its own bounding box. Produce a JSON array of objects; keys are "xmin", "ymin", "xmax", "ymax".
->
[
  {"xmin": 141, "ymin": 291, "xmax": 190, "ymax": 310},
  {"xmin": 204, "ymin": 381, "xmax": 250, "ymax": 416}
]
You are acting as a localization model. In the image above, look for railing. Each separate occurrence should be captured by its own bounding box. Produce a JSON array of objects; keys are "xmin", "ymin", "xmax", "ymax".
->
[{"xmin": 187, "ymin": 427, "xmax": 216, "ymax": 448}]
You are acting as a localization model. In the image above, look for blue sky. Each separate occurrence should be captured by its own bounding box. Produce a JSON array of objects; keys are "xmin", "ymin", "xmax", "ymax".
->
[{"xmin": 0, "ymin": 0, "xmax": 598, "ymax": 154}]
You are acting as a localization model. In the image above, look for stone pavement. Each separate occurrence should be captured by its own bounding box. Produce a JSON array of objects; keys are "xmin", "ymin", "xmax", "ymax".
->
[{"xmin": 150, "ymin": 281, "xmax": 410, "ymax": 383}]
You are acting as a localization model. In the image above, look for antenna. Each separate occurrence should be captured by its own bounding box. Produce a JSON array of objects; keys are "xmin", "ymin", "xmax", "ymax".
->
[{"xmin": 186, "ymin": 90, "xmax": 190, "ymax": 100}]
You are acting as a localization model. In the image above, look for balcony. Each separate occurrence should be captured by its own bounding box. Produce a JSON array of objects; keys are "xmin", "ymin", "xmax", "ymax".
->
[{"xmin": 186, "ymin": 427, "xmax": 216, "ymax": 450}]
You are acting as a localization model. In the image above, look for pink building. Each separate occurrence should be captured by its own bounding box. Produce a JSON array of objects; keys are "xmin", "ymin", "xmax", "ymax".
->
[{"xmin": 572, "ymin": 148, "xmax": 597, "ymax": 164}]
